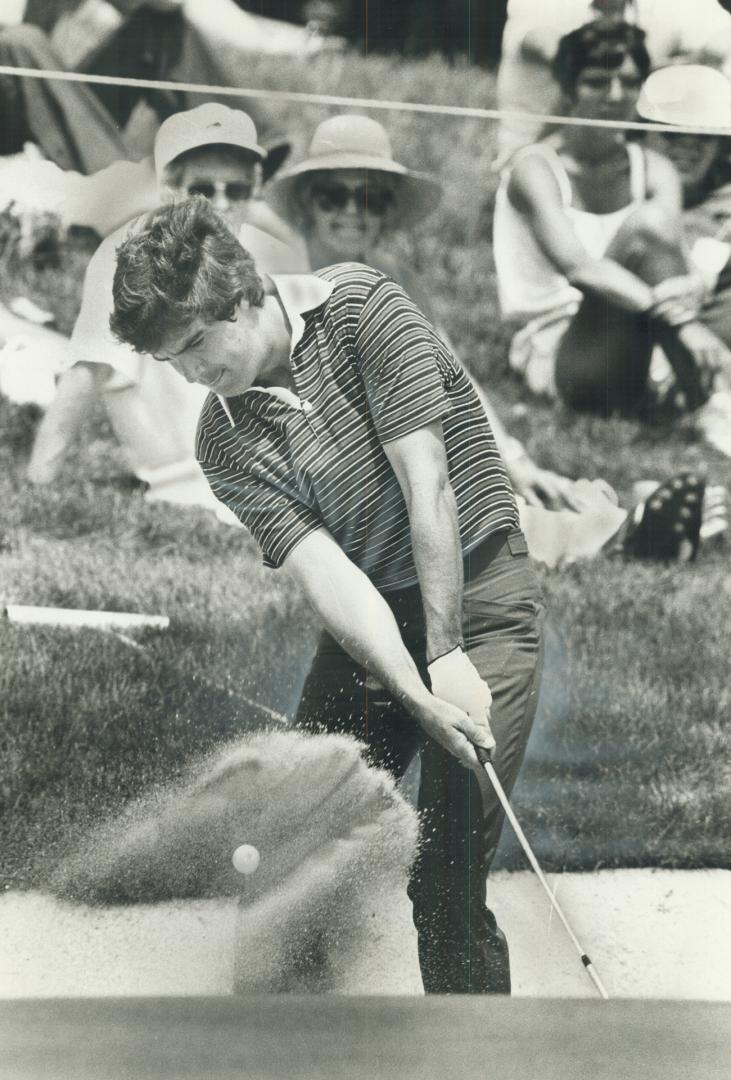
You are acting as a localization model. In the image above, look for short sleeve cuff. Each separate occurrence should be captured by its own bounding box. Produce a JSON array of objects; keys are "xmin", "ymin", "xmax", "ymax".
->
[
  {"xmin": 377, "ymin": 395, "xmax": 453, "ymax": 444},
  {"xmin": 260, "ymin": 516, "xmax": 323, "ymax": 569}
]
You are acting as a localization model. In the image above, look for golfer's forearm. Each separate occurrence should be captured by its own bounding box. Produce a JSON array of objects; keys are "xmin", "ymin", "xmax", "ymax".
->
[
  {"xmin": 284, "ymin": 535, "xmax": 432, "ymax": 714},
  {"xmin": 405, "ymin": 481, "xmax": 464, "ymax": 663}
]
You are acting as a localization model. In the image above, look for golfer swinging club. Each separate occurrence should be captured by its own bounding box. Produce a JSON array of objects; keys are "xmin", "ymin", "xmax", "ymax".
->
[{"xmin": 110, "ymin": 197, "xmax": 544, "ymax": 995}]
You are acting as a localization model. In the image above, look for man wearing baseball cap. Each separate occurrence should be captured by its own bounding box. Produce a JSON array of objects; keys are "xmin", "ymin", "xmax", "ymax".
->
[
  {"xmin": 27, "ymin": 104, "xmax": 305, "ymax": 509},
  {"xmin": 41, "ymin": 102, "xmax": 292, "ymax": 250}
]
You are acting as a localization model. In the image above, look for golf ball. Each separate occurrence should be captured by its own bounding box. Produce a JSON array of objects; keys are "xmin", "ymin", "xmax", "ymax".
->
[{"xmin": 232, "ymin": 844, "xmax": 260, "ymax": 875}]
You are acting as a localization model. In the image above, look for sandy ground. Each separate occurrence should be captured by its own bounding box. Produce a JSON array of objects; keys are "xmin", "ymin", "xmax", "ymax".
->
[{"xmin": 1, "ymin": 868, "xmax": 728, "ymax": 1000}]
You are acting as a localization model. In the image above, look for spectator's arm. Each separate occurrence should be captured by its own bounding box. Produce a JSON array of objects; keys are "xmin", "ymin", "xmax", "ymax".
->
[
  {"xmin": 27, "ymin": 363, "xmax": 105, "ymax": 484},
  {"xmin": 508, "ymin": 153, "xmax": 655, "ymax": 313},
  {"xmin": 463, "ymin": 368, "xmax": 581, "ymax": 509}
]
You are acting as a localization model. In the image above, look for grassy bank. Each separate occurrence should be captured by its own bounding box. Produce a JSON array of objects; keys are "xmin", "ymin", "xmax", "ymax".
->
[{"xmin": 1, "ymin": 50, "xmax": 729, "ymax": 886}]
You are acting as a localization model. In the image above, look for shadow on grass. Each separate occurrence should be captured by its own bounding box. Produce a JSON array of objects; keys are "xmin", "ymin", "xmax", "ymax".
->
[{"xmin": 0, "ymin": 610, "xmax": 318, "ymax": 891}]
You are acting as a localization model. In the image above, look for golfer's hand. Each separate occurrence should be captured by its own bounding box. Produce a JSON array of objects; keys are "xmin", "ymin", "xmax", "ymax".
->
[
  {"xmin": 416, "ymin": 697, "xmax": 493, "ymax": 769},
  {"xmin": 427, "ymin": 647, "xmax": 495, "ymax": 749}
]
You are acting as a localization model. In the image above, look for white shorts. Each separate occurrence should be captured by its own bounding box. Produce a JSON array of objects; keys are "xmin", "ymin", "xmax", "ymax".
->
[{"xmin": 508, "ymin": 304, "xmax": 578, "ymax": 399}]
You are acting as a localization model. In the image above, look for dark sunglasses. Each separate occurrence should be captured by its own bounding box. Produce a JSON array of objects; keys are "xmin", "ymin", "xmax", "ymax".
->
[
  {"xmin": 310, "ymin": 182, "xmax": 395, "ymax": 216},
  {"xmin": 187, "ymin": 180, "xmax": 253, "ymax": 202}
]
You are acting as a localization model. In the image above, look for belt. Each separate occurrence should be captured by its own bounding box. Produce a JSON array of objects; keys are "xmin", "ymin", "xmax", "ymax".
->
[{"xmin": 463, "ymin": 527, "xmax": 528, "ymax": 581}]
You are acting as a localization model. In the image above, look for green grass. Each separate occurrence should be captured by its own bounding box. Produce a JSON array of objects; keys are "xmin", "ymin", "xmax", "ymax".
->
[{"xmin": 0, "ymin": 50, "xmax": 729, "ymax": 887}]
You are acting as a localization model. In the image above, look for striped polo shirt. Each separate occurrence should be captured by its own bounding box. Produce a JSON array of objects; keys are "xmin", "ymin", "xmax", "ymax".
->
[{"xmin": 196, "ymin": 263, "xmax": 518, "ymax": 593}]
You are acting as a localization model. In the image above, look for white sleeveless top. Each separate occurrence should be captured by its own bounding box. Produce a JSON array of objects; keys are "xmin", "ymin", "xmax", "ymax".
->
[{"xmin": 493, "ymin": 142, "xmax": 647, "ymax": 324}]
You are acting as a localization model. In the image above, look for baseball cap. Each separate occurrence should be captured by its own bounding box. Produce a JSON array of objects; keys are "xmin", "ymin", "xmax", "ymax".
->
[{"xmin": 154, "ymin": 104, "xmax": 266, "ymax": 179}]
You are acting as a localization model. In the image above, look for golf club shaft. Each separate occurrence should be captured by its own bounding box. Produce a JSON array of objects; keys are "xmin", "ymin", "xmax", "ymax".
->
[{"xmin": 475, "ymin": 745, "xmax": 610, "ymax": 1000}]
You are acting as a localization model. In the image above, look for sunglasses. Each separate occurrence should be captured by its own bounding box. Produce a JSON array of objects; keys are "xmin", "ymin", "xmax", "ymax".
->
[
  {"xmin": 310, "ymin": 182, "xmax": 395, "ymax": 216},
  {"xmin": 187, "ymin": 180, "xmax": 253, "ymax": 202}
]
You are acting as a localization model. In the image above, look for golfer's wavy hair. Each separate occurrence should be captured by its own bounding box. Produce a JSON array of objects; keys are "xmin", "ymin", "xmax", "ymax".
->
[
  {"xmin": 110, "ymin": 197, "xmax": 264, "ymax": 355},
  {"xmin": 553, "ymin": 20, "xmax": 651, "ymax": 99}
]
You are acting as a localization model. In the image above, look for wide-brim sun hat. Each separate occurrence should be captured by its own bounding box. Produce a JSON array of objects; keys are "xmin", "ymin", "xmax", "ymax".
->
[
  {"xmin": 637, "ymin": 65, "xmax": 731, "ymax": 130},
  {"xmin": 266, "ymin": 114, "xmax": 442, "ymax": 228},
  {"xmin": 154, "ymin": 103, "xmax": 291, "ymax": 183}
]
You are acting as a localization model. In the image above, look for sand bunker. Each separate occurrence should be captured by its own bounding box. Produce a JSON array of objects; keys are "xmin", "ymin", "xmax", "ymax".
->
[
  {"xmin": 47, "ymin": 730, "xmax": 418, "ymax": 991},
  {"xmin": 4, "ymin": 731, "xmax": 728, "ymax": 999},
  {"xmin": 2, "ymin": 870, "xmax": 728, "ymax": 999}
]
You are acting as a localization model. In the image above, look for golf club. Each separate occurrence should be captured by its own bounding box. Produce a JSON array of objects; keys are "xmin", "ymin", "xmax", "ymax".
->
[{"xmin": 474, "ymin": 744, "xmax": 610, "ymax": 1000}]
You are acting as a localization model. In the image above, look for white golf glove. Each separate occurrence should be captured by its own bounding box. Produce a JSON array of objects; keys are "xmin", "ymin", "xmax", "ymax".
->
[{"xmin": 427, "ymin": 645, "xmax": 494, "ymax": 749}]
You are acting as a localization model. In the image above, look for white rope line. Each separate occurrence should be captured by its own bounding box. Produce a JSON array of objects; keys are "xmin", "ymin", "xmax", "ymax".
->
[{"xmin": 1, "ymin": 63, "xmax": 731, "ymax": 138}]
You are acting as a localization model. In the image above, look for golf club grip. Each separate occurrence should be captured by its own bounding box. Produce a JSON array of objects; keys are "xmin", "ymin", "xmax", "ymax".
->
[{"xmin": 474, "ymin": 744, "xmax": 493, "ymax": 766}]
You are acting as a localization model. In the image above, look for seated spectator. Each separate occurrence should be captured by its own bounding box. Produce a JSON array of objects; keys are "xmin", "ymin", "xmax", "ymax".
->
[
  {"xmin": 0, "ymin": 0, "xmax": 296, "ymax": 173},
  {"xmin": 26, "ymin": 104, "xmax": 307, "ymax": 511},
  {"xmin": 640, "ymin": 63, "xmax": 731, "ymax": 455},
  {"xmin": 495, "ymin": 0, "xmax": 731, "ymax": 168},
  {"xmin": 267, "ymin": 113, "xmax": 728, "ymax": 563},
  {"xmin": 493, "ymin": 20, "xmax": 731, "ymax": 438},
  {"xmin": 0, "ymin": 7, "xmax": 129, "ymax": 172},
  {"xmin": 642, "ymin": 65, "xmax": 731, "ymax": 310}
]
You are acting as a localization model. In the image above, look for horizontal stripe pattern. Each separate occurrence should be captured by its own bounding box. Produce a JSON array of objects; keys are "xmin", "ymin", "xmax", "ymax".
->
[{"xmin": 197, "ymin": 263, "xmax": 518, "ymax": 592}]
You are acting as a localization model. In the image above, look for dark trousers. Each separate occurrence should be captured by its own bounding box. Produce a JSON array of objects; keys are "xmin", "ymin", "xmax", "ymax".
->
[
  {"xmin": 295, "ymin": 528, "xmax": 544, "ymax": 994},
  {"xmin": 702, "ymin": 252, "xmax": 731, "ymax": 349}
]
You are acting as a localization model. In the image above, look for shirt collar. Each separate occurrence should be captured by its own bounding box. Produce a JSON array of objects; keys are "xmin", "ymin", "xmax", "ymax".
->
[
  {"xmin": 216, "ymin": 274, "xmax": 332, "ymax": 426},
  {"xmin": 268, "ymin": 274, "xmax": 334, "ymax": 354}
]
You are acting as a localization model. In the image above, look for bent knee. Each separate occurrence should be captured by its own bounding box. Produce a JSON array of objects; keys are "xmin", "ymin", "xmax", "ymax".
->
[
  {"xmin": 621, "ymin": 202, "xmax": 683, "ymax": 248},
  {"xmin": 0, "ymin": 23, "xmax": 53, "ymax": 58}
]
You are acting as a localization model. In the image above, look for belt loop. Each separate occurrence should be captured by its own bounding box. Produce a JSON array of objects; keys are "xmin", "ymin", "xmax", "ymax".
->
[{"xmin": 507, "ymin": 529, "xmax": 529, "ymax": 557}]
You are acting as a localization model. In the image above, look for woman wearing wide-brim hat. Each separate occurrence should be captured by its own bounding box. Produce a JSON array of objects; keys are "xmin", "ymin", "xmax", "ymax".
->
[
  {"xmin": 268, "ymin": 113, "xmax": 441, "ymax": 239},
  {"xmin": 639, "ymin": 65, "xmax": 731, "ymax": 241},
  {"xmin": 638, "ymin": 64, "xmax": 731, "ymax": 457},
  {"xmin": 266, "ymin": 114, "xmax": 444, "ymax": 316}
]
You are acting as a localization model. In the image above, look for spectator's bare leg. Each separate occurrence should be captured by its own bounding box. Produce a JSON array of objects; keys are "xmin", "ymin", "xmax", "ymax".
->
[
  {"xmin": 555, "ymin": 203, "xmax": 729, "ymax": 413},
  {"xmin": 0, "ymin": 25, "xmax": 128, "ymax": 173}
]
